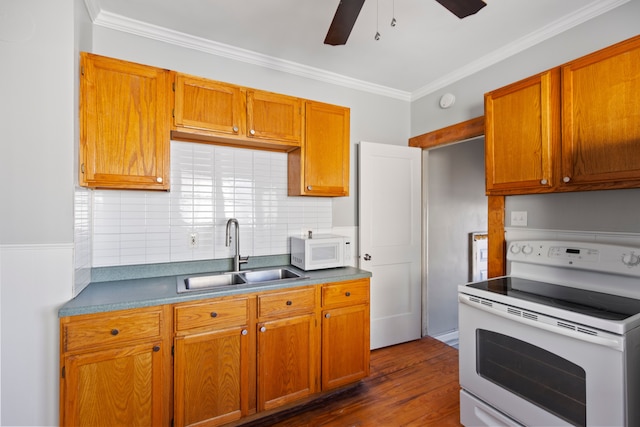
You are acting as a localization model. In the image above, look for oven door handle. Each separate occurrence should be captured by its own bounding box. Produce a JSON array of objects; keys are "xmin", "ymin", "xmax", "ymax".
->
[{"xmin": 459, "ymin": 294, "xmax": 625, "ymax": 352}]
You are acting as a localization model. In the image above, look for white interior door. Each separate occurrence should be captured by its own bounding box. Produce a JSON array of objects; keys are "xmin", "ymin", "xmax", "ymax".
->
[{"xmin": 359, "ymin": 141, "xmax": 422, "ymax": 349}]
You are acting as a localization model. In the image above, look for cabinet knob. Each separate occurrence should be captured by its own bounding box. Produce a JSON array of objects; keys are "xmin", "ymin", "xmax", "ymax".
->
[
  {"xmin": 325, "ymin": 313, "xmax": 331, "ymax": 319},
  {"xmin": 345, "ymin": 291, "xmax": 351, "ymax": 297},
  {"xmin": 210, "ymin": 312, "xmax": 218, "ymax": 318},
  {"xmin": 286, "ymin": 300, "xmax": 292, "ymax": 306},
  {"xmin": 153, "ymin": 346, "xmax": 160, "ymax": 352},
  {"xmin": 260, "ymin": 326, "xmax": 267, "ymax": 333},
  {"xmin": 110, "ymin": 329, "xmax": 119, "ymax": 336},
  {"xmin": 540, "ymin": 179, "xmax": 548, "ymax": 185},
  {"xmin": 563, "ymin": 176, "xmax": 571, "ymax": 183},
  {"xmin": 233, "ymin": 126, "xmax": 239, "ymax": 133},
  {"xmin": 242, "ymin": 329, "xmax": 248, "ymax": 336},
  {"xmin": 250, "ymin": 129, "xmax": 256, "ymax": 135},
  {"xmin": 156, "ymin": 177, "xmax": 163, "ymax": 183},
  {"xmin": 364, "ymin": 254, "xmax": 372, "ymax": 261},
  {"xmin": 307, "ymin": 186, "xmax": 312, "ymax": 190}
]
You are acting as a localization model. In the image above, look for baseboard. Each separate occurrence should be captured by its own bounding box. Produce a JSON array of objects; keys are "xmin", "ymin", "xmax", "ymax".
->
[{"xmin": 431, "ymin": 330, "xmax": 459, "ymax": 349}]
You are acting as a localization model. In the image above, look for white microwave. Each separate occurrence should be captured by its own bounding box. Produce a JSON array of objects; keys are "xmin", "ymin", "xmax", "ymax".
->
[{"xmin": 290, "ymin": 234, "xmax": 351, "ymax": 271}]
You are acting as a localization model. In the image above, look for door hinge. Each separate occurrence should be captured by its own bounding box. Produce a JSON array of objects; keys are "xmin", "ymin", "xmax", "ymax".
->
[
  {"xmin": 81, "ymin": 163, "xmax": 85, "ymax": 174},
  {"xmin": 171, "ymin": 345, "xmax": 174, "ymax": 357},
  {"xmin": 80, "ymin": 65, "xmax": 84, "ymax": 76},
  {"xmin": 172, "ymin": 108, "xmax": 175, "ymax": 118},
  {"xmin": 61, "ymin": 366, "xmax": 65, "ymax": 379},
  {"xmin": 172, "ymin": 82, "xmax": 175, "ymax": 92}
]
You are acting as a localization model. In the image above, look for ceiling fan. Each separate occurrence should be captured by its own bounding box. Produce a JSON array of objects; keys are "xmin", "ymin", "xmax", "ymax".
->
[{"xmin": 324, "ymin": 0, "xmax": 487, "ymax": 46}]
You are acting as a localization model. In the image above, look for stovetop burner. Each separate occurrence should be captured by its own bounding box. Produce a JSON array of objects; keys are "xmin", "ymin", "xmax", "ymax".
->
[{"xmin": 466, "ymin": 277, "xmax": 640, "ymax": 321}]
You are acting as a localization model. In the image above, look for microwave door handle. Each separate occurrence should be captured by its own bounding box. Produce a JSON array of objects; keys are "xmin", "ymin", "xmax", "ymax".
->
[{"xmin": 458, "ymin": 294, "xmax": 624, "ymax": 351}]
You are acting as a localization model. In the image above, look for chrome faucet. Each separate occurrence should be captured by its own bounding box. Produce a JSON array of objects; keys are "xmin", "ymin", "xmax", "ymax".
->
[{"xmin": 225, "ymin": 218, "xmax": 248, "ymax": 272}]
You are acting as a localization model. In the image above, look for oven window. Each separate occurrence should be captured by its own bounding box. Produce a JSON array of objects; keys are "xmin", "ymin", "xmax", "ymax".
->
[{"xmin": 477, "ymin": 329, "xmax": 586, "ymax": 426}]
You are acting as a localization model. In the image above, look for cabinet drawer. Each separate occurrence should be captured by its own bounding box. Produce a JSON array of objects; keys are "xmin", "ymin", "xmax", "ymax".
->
[
  {"xmin": 63, "ymin": 308, "xmax": 163, "ymax": 352},
  {"xmin": 322, "ymin": 279, "xmax": 369, "ymax": 307},
  {"xmin": 258, "ymin": 288, "xmax": 316, "ymax": 319},
  {"xmin": 175, "ymin": 298, "xmax": 248, "ymax": 332}
]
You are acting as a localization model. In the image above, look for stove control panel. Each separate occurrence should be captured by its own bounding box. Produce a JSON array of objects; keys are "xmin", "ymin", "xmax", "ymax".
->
[{"xmin": 507, "ymin": 240, "xmax": 640, "ymax": 277}]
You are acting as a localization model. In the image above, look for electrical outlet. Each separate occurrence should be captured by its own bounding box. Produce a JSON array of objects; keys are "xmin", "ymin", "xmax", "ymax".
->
[
  {"xmin": 189, "ymin": 232, "xmax": 198, "ymax": 248},
  {"xmin": 511, "ymin": 211, "xmax": 528, "ymax": 227}
]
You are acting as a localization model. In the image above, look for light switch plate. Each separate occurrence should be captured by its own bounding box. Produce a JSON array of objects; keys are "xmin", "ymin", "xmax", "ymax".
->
[{"xmin": 511, "ymin": 211, "xmax": 528, "ymax": 227}]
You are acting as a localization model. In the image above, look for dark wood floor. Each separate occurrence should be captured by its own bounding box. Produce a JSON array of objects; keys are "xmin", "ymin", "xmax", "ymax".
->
[{"xmin": 247, "ymin": 337, "xmax": 462, "ymax": 427}]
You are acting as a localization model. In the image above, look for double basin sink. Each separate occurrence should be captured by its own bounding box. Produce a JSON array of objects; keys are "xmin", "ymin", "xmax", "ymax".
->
[{"xmin": 177, "ymin": 267, "xmax": 308, "ymax": 293}]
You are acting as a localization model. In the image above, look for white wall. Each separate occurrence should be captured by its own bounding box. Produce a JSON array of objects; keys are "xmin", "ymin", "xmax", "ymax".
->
[
  {"xmin": 425, "ymin": 138, "xmax": 487, "ymax": 337},
  {"xmin": 0, "ymin": 0, "xmax": 82, "ymax": 424}
]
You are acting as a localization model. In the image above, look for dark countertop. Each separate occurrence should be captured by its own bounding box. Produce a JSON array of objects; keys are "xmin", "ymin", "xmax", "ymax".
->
[{"xmin": 59, "ymin": 265, "xmax": 372, "ymax": 317}]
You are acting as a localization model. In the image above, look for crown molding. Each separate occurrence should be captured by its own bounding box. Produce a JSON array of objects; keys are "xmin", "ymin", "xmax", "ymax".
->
[
  {"xmin": 410, "ymin": 0, "xmax": 630, "ymax": 101},
  {"xmin": 85, "ymin": 0, "xmax": 627, "ymax": 103},
  {"xmin": 90, "ymin": 9, "xmax": 412, "ymax": 101}
]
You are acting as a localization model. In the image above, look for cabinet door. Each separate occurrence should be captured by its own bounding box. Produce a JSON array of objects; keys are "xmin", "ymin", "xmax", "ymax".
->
[
  {"xmin": 485, "ymin": 69, "xmax": 560, "ymax": 195},
  {"xmin": 562, "ymin": 35, "xmax": 640, "ymax": 187},
  {"xmin": 174, "ymin": 327, "xmax": 249, "ymax": 427},
  {"xmin": 289, "ymin": 101, "xmax": 350, "ymax": 196},
  {"xmin": 321, "ymin": 304, "xmax": 370, "ymax": 390},
  {"xmin": 80, "ymin": 52, "xmax": 171, "ymax": 190},
  {"xmin": 246, "ymin": 90, "xmax": 302, "ymax": 147},
  {"xmin": 173, "ymin": 73, "xmax": 245, "ymax": 138},
  {"xmin": 63, "ymin": 342, "xmax": 164, "ymax": 426},
  {"xmin": 257, "ymin": 314, "xmax": 318, "ymax": 411}
]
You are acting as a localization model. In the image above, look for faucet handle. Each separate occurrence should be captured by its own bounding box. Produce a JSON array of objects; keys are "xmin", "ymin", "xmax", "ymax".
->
[{"xmin": 239, "ymin": 255, "xmax": 249, "ymax": 265}]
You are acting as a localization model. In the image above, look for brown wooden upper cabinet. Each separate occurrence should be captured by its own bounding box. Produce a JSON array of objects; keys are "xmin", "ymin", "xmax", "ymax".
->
[
  {"xmin": 79, "ymin": 52, "xmax": 171, "ymax": 190},
  {"xmin": 485, "ymin": 69, "xmax": 560, "ymax": 195},
  {"xmin": 561, "ymin": 35, "xmax": 640, "ymax": 188},
  {"xmin": 485, "ymin": 34, "xmax": 640, "ymax": 196},
  {"xmin": 288, "ymin": 101, "xmax": 351, "ymax": 197},
  {"xmin": 172, "ymin": 73, "xmax": 303, "ymax": 151}
]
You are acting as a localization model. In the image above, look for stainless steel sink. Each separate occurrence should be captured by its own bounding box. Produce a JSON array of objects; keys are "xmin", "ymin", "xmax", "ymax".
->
[
  {"xmin": 240, "ymin": 268, "xmax": 305, "ymax": 283},
  {"xmin": 177, "ymin": 267, "xmax": 307, "ymax": 293},
  {"xmin": 177, "ymin": 272, "xmax": 245, "ymax": 293}
]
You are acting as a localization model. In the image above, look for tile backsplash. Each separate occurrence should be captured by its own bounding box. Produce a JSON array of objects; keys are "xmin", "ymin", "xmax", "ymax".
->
[{"xmin": 86, "ymin": 141, "xmax": 333, "ymax": 268}]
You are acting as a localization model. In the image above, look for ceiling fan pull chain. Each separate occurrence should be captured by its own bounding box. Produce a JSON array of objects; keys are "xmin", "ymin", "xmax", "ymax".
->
[
  {"xmin": 375, "ymin": 0, "xmax": 381, "ymax": 40},
  {"xmin": 391, "ymin": 0, "xmax": 397, "ymax": 27}
]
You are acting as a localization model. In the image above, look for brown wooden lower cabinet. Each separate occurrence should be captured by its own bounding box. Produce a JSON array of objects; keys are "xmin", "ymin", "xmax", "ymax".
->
[
  {"xmin": 173, "ymin": 298, "xmax": 251, "ymax": 427},
  {"xmin": 321, "ymin": 279, "xmax": 370, "ymax": 390},
  {"xmin": 59, "ymin": 278, "xmax": 370, "ymax": 427},
  {"xmin": 59, "ymin": 305, "xmax": 172, "ymax": 426}
]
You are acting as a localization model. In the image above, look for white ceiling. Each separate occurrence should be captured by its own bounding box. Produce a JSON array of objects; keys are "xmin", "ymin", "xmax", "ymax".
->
[{"xmin": 85, "ymin": 0, "xmax": 628, "ymax": 100}]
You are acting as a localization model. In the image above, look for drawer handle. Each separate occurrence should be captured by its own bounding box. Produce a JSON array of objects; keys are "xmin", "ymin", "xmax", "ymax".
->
[
  {"xmin": 210, "ymin": 312, "xmax": 218, "ymax": 318},
  {"xmin": 110, "ymin": 329, "xmax": 119, "ymax": 336},
  {"xmin": 286, "ymin": 300, "xmax": 293, "ymax": 306},
  {"xmin": 153, "ymin": 346, "xmax": 160, "ymax": 352},
  {"xmin": 345, "ymin": 291, "xmax": 351, "ymax": 297}
]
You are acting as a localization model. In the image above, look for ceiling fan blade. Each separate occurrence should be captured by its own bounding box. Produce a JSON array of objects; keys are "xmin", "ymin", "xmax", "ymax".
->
[
  {"xmin": 434, "ymin": 0, "xmax": 487, "ymax": 19},
  {"xmin": 324, "ymin": 0, "xmax": 366, "ymax": 46}
]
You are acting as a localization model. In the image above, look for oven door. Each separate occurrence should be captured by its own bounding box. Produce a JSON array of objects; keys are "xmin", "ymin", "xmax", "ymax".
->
[{"xmin": 458, "ymin": 294, "xmax": 628, "ymax": 427}]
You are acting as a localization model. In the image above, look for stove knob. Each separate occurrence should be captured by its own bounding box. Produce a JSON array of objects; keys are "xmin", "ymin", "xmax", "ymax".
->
[
  {"xmin": 521, "ymin": 244, "xmax": 534, "ymax": 255},
  {"xmin": 509, "ymin": 244, "xmax": 521, "ymax": 255},
  {"xmin": 622, "ymin": 252, "xmax": 640, "ymax": 267}
]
